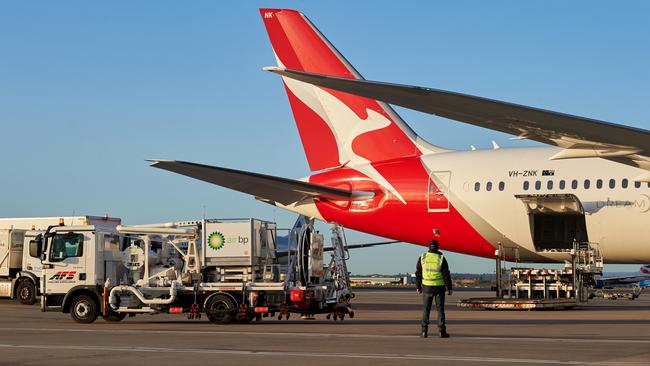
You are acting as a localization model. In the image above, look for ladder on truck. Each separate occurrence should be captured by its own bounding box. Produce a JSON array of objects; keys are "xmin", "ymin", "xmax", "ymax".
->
[
  {"xmin": 571, "ymin": 241, "xmax": 603, "ymax": 303},
  {"xmin": 326, "ymin": 223, "xmax": 352, "ymax": 305}
]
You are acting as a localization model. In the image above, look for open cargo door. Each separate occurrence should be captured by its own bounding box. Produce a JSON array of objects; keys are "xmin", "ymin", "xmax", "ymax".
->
[{"xmin": 516, "ymin": 194, "xmax": 588, "ymax": 252}]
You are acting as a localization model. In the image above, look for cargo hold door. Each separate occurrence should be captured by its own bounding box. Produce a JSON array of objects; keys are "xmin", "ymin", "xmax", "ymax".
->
[{"xmin": 516, "ymin": 194, "xmax": 588, "ymax": 252}]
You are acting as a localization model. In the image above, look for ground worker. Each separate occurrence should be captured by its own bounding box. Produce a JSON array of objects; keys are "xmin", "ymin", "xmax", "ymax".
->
[{"xmin": 416, "ymin": 239, "xmax": 452, "ymax": 338}]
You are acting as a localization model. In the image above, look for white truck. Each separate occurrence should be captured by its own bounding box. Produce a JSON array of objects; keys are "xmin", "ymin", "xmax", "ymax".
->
[
  {"xmin": 0, "ymin": 216, "xmax": 121, "ymax": 305},
  {"xmin": 33, "ymin": 217, "xmax": 354, "ymax": 324}
]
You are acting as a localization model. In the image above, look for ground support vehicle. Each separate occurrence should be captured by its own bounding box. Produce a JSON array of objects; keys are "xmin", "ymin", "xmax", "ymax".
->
[
  {"xmin": 459, "ymin": 241, "xmax": 603, "ymax": 310},
  {"xmin": 0, "ymin": 228, "xmax": 43, "ymax": 304},
  {"xmin": 35, "ymin": 216, "xmax": 354, "ymax": 323},
  {"xmin": 0, "ymin": 216, "xmax": 120, "ymax": 305},
  {"xmin": 590, "ymin": 284, "xmax": 645, "ymax": 300}
]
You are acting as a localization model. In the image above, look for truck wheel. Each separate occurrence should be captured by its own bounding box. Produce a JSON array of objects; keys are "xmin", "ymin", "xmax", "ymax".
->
[
  {"xmin": 206, "ymin": 295, "xmax": 236, "ymax": 324},
  {"xmin": 17, "ymin": 280, "xmax": 36, "ymax": 305},
  {"xmin": 70, "ymin": 295, "xmax": 99, "ymax": 324},
  {"xmin": 103, "ymin": 312, "xmax": 127, "ymax": 322}
]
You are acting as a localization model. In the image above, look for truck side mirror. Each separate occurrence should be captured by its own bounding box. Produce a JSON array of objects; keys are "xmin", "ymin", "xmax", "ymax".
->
[{"xmin": 29, "ymin": 239, "xmax": 42, "ymax": 258}]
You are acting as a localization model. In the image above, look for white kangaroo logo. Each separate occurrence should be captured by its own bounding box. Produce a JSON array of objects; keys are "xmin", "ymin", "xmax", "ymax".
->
[{"xmin": 283, "ymin": 76, "xmax": 407, "ymax": 204}]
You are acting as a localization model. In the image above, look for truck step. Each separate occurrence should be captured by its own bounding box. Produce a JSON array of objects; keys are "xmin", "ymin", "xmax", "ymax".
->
[
  {"xmin": 115, "ymin": 307, "xmax": 156, "ymax": 313},
  {"xmin": 0, "ymin": 281, "xmax": 12, "ymax": 297}
]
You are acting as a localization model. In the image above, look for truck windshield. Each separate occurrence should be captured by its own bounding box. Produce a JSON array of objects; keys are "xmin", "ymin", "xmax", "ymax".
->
[{"xmin": 49, "ymin": 233, "xmax": 84, "ymax": 262}]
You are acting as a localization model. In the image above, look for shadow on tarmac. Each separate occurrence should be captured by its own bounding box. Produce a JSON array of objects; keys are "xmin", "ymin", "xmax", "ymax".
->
[{"xmin": 105, "ymin": 317, "xmax": 650, "ymax": 326}]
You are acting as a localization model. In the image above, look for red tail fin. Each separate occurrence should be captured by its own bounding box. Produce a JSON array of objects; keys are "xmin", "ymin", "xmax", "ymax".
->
[{"xmin": 260, "ymin": 9, "xmax": 441, "ymax": 172}]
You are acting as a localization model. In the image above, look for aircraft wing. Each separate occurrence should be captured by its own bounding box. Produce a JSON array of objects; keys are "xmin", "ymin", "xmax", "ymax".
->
[
  {"xmin": 596, "ymin": 274, "xmax": 650, "ymax": 288},
  {"xmin": 595, "ymin": 266, "xmax": 650, "ymax": 288},
  {"xmin": 148, "ymin": 160, "xmax": 373, "ymax": 206},
  {"xmin": 266, "ymin": 67, "xmax": 650, "ymax": 181}
]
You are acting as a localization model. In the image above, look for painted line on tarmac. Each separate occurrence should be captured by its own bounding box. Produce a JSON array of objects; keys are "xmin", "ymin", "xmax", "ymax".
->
[
  {"xmin": 0, "ymin": 343, "xmax": 648, "ymax": 365},
  {"xmin": 0, "ymin": 327, "xmax": 649, "ymax": 345}
]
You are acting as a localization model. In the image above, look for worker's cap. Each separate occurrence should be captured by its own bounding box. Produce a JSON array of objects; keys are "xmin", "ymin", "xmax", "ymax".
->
[{"xmin": 429, "ymin": 240, "xmax": 440, "ymax": 250}]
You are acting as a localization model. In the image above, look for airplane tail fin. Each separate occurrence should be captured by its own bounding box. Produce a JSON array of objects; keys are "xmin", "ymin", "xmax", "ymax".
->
[{"xmin": 259, "ymin": 8, "xmax": 446, "ymax": 172}]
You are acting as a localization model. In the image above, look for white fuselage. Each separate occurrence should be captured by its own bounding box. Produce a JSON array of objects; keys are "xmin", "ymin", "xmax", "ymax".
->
[{"xmin": 424, "ymin": 146, "xmax": 650, "ymax": 263}]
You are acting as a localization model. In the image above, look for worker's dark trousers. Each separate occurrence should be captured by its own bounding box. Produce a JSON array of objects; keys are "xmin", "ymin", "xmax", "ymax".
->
[{"xmin": 421, "ymin": 285, "xmax": 446, "ymax": 333}]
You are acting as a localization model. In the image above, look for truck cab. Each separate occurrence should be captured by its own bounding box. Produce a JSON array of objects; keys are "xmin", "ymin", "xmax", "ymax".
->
[
  {"xmin": 1, "ymin": 216, "xmax": 121, "ymax": 306},
  {"xmin": 34, "ymin": 224, "xmax": 123, "ymax": 322}
]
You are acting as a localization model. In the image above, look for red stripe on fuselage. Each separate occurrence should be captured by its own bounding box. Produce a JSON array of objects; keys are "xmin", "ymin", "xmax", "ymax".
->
[{"xmin": 309, "ymin": 156, "xmax": 496, "ymax": 258}]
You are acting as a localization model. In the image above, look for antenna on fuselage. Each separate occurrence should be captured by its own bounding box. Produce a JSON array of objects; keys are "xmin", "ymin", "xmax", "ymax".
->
[{"xmin": 491, "ymin": 140, "xmax": 500, "ymax": 150}]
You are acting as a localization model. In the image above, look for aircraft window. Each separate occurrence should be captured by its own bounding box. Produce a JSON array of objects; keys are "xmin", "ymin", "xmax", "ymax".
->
[
  {"xmin": 547, "ymin": 181, "xmax": 553, "ymax": 190},
  {"xmin": 559, "ymin": 180, "xmax": 566, "ymax": 190},
  {"xmin": 647, "ymin": 182, "xmax": 650, "ymax": 188},
  {"xmin": 596, "ymin": 179, "xmax": 603, "ymax": 189},
  {"xmin": 498, "ymin": 182, "xmax": 505, "ymax": 191},
  {"xmin": 571, "ymin": 180, "xmax": 578, "ymax": 189},
  {"xmin": 635, "ymin": 181, "xmax": 641, "ymax": 188},
  {"xmin": 523, "ymin": 181, "xmax": 529, "ymax": 191},
  {"xmin": 486, "ymin": 182, "xmax": 492, "ymax": 191},
  {"xmin": 622, "ymin": 179, "xmax": 628, "ymax": 188},
  {"xmin": 474, "ymin": 182, "xmax": 480, "ymax": 191},
  {"xmin": 584, "ymin": 179, "xmax": 591, "ymax": 189},
  {"xmin": 609, "ymin": 179, "xmax": 616, "ymax": 189},
  {"xmin": 534, "ymin": 181, "xmax": 541, "ymax": 190}
]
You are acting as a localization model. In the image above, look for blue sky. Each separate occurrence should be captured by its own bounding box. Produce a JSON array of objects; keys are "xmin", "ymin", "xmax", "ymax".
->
[{"xmin": 1, "ymin": 1, "xmax": 648, "ymax": 273}]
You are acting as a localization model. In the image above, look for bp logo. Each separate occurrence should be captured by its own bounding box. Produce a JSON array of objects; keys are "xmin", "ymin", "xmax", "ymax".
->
[{"xmin": 207, "ymin": 231, "xmax": 225, "ymax": 251}]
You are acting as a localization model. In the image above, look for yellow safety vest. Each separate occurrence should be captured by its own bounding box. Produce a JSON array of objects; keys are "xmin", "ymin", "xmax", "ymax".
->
[{"xmin": 421, "ymin": 252, "xmax": 445, "ymax": 286}]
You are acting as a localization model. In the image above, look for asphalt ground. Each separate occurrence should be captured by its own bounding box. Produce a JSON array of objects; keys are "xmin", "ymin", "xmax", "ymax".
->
[{"xmin": 0, "ymin": 289, "xmax": 649, "ymax": 366}]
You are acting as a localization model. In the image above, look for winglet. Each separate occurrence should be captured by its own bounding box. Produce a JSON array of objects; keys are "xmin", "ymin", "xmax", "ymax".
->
[
  {"xmin": 146, "ymin": 159, "xmax": 174, "ymax": 166},
  {"xmin": 262, "ymin": 66, "xmax": 285, "ymax": 72}
]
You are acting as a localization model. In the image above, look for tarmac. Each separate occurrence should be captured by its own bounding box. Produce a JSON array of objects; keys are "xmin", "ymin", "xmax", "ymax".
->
[{"xmin": 0, "ymin": 289, "xmax": 649, "ymax": 366}]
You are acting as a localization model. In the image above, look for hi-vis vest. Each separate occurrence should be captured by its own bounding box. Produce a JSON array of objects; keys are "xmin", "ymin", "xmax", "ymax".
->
[{"xmin": 421, "ymin": 252, "xmax": 445, "ymax": 286}]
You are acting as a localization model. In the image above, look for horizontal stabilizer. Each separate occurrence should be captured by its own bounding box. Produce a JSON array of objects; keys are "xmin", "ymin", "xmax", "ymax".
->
[
  {"xmin": 276, "ymin": 240, "xmax": 401, "ymax": 257},
  {"xmin": 148, "ymin": 160, "xmax": 373, "ymax": 206},
  {"xmin": 330, "ymin": 240, "xmax": 401, "ymax": 251}
]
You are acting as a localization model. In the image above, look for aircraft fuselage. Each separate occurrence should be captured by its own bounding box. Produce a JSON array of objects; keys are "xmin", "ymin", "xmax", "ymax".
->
[{"xmin": 282, "ymin": 146, "xmax": 650, "ymax": 263}]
